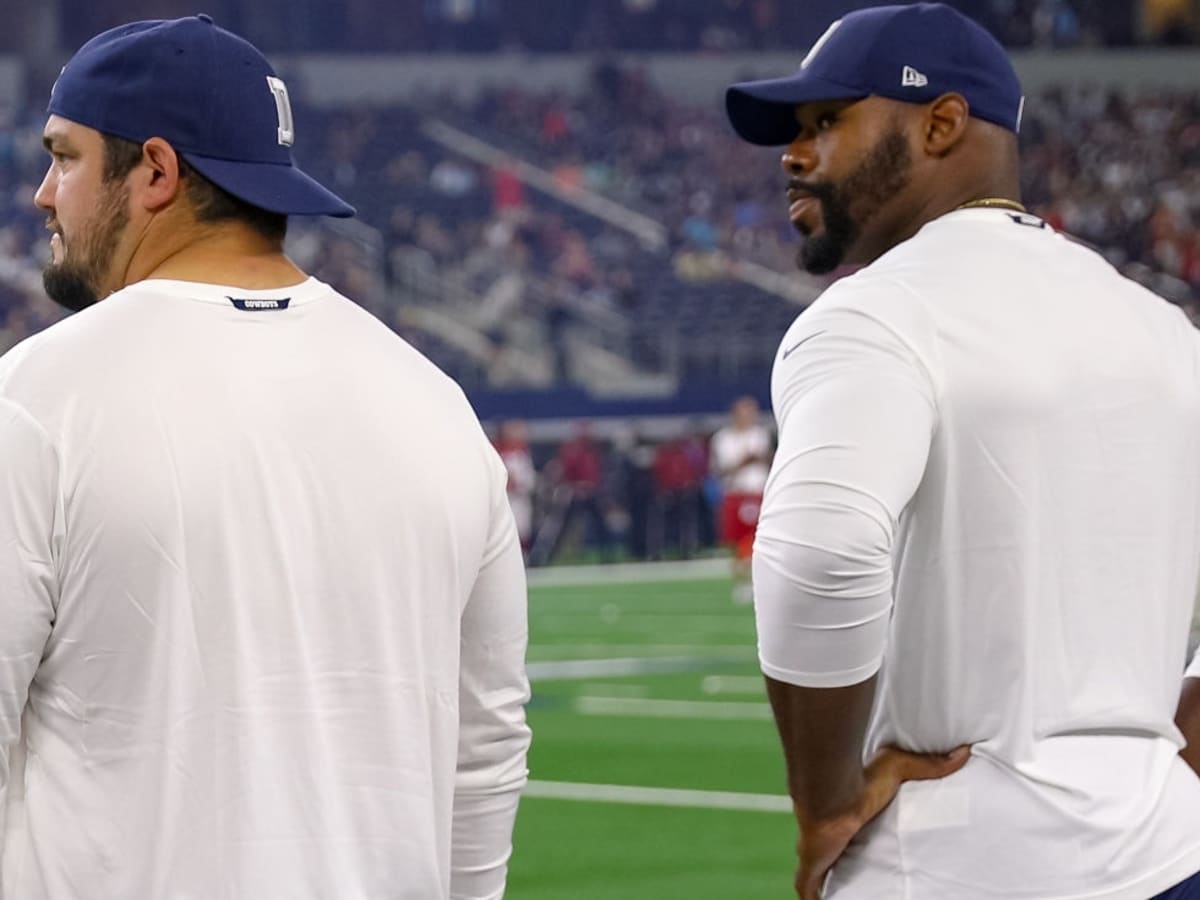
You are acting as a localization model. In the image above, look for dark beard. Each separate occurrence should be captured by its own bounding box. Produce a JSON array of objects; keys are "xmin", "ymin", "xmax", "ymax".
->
[
  {"xmin": 795, "ymin": 128, "xmax": 913, "ymax": 275},
  {"xmin": 43, "ymin": 181, "xmax": 130, "ymax": 312}
]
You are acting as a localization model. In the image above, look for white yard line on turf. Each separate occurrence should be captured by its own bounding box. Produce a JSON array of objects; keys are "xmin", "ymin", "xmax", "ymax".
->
[
  {"xmin": 528, "ymin": 657, "xmax": 720, "ymax": 680},
  {"xmin": 524, "ymin": 780, "xmax": 791, "ymax": 813},
  {"xmin": 578, "ymin": 682, "xmax": 650, "ymax": 698},
  {"xmin": 527, "ymin": 643, "xmax": 757, "ymax": 659},
  {"xmin": 573, "ymin": 696, "xmax": 773, "ymax": 721},
  {"xmin": 701, "ymin": 675, "xmax": 767, "ymax": 695},
  {"xmin": 526, "ymin": 558, "xmax": 729, "ymax": 587},
  {"xmin": 535, "ymin": 614, "xmax": 754, "ymax": 629}
]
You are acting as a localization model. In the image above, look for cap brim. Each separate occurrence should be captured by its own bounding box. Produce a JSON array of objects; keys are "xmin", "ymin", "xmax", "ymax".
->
[
  {"xmin": 726, "ymin": 74, "xmax": 867, "ymax": 146},
  {"xmin": 182, "ymin": 153, "xmax": 356, "ymax": 218}
]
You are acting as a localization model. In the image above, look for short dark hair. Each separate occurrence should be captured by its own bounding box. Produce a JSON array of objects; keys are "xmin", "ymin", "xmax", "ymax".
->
[{"xmin": 101, "ymin": 133, "xmax": 288, "ymax": 243}]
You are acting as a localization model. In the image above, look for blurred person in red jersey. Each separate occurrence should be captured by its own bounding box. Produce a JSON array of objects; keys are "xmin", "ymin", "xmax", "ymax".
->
[
  {"xmin": 495, "ymin": 418, "xmax": 537, "ymax": 552},
  {"xmin": 653, "ymin": 435, "xmax": 702, "ymax": 558},
  {"xmin": 532, "ymin": 421, "xmax": 615, "ymax": 564},
  {"xmin": 710, "ymin": 396, "xmax": 773, "ymax": 603}
]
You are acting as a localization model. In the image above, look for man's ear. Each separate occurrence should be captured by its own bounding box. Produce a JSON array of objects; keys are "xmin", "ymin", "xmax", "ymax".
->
[
  {"xmin": 134, "ymin": 137, "xmax": 184, "ymax": 212},
  {"xmin": 923, "ymin": 93, "xmax": 970, "ymax": 157}
]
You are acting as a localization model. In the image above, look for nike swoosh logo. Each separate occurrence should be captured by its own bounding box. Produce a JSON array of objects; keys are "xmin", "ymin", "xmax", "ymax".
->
[{"xmin": 781, "ymin": 330, "xmax": 826, "ymax": 360}]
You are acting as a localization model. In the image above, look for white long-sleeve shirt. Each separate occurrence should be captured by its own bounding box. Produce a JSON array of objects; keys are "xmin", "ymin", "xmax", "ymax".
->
[
  {"xmin": 0, "ymin": 277, "xmax": 530, "ymax": 900},
  {"xmin": 754, "ymin": 209, "xmax": 1200, "ymax": 900}
]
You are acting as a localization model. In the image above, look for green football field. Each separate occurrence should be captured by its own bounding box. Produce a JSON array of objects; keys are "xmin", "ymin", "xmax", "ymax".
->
[{"xmin": 508, "ymin": 565, "xmax": 796, "ymax": 899}]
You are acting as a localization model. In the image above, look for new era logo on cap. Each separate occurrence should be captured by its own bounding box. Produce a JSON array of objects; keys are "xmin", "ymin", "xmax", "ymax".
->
[{"xmin": 901, "ymin": 66, "xmax": 929, "ymax": 88}]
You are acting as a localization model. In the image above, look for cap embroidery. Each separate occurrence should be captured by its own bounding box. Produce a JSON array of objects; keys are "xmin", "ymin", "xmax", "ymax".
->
[
  {"xmin": 266, "ymin": 76, "xmax": 295, "ymax": 147},
  {"xmin": 901, "ymin": 66, "xmax": 929, "ymax": 88},
  {"xmin": 801, "ymin": 19, "xmax": 842, "ymax": 70}
]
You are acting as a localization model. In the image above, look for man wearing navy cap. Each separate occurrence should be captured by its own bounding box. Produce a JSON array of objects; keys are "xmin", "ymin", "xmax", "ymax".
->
[
  {"xmin": 727, "ymin": 4, "xmax": 1200, "ymax": 899},
  {"xmin": 0, "ymin": 16, "xmax": 530, "ymax": 900}
]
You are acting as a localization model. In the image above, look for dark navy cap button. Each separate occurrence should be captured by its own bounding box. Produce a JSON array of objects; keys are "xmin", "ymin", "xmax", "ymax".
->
[{"xmin": 196, "ymin": 13, "xmax": 214, "ymax": 24}]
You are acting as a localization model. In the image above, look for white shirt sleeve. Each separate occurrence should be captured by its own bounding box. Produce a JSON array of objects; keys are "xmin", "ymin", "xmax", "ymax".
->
[
  {"xmin": 753, "ymin": 304, "xmax": 936, "ymax": 688},
  {"xmin": 451, "ymin": 448, "xmax": 531, "ymax": 900},
  {"xmin": 0, "ymin": 399, "xmax": 59, "ymax": 840}
]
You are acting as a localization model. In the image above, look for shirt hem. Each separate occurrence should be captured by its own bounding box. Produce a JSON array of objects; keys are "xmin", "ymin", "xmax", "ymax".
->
[{"xmin": 758, "ymin": 656, "xmax": 882, "ymax": 689}]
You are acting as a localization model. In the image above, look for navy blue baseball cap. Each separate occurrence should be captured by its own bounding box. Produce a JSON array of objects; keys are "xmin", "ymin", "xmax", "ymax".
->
[
  {"xmin": 726, "ymin": 3, "xmax": 1024, "ymax": 146},
  {"xmin": 48, "ymin": 15, "xmax": 354, "ymax": 218}
]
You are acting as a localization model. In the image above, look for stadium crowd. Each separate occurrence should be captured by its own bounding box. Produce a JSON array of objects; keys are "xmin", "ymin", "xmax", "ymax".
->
[
  {"xmin": 492, "ymin": 417, "xmax": 741, "ymax": 565},
  {"xmin": 42, "ymin": 0, "xmax": 1179, "ymax": 53},
  {"xmin": 4, "ymin": 59, "xmax": 1200, "ymax": 555},
  {"xmin": 443, "ymin": 67, "xmax": 1200, "ymax": 318},
  {"xmin": 5, "ymin": 66, "xmax": 1200, "ymax": 355}
]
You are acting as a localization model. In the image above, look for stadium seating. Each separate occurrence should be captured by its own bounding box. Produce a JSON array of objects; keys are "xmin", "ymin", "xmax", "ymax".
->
[{"xmin": 4, "ymin": 55, "xmax": 1200, "ymax": 563}]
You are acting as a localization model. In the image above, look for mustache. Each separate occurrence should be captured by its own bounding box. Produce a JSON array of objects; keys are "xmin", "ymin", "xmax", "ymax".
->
[{"xmin": 787, "ymin": 179, "xmax": 836, "ymax": 204}]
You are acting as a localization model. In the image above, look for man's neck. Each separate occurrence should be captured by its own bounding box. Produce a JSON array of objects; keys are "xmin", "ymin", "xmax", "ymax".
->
[{"xmin": 126, "ymin": 218, "xmax": 306, "ymax": 290}]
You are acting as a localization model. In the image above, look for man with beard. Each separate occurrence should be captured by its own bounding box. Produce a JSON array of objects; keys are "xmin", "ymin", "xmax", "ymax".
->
[
  {"xmin": 0, "ymin": 16, "xmax": 529, "ymax": 900},
  {"xmin": 725, "ymin": 4, "xmax": 1200, "ymax": 899}
]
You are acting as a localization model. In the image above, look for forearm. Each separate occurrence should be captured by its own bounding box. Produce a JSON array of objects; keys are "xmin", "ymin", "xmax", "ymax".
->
[
  {"xmin": 765, "ymin": 674, "xmax": 878, "ymax": 824},
  {"xmin": 753, "ymin": 314, "xmax": 931, "ymax": 814},
  {"xmin": 0, "ymin": 400, "xmax": 60, "ymax": 833},
  {"xmin": 454, "ymin": 469, "xmax": 531, "ymax": 899},
  {"xmin": 754, "ymin": 304, "xmax": 947, "ymax": 896},
  {"xmin": 1177, "ymin": 677, "xmax": 1200, "ymax": 776}
]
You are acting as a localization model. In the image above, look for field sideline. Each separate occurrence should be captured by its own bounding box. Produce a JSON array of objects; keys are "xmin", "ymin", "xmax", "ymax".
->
[{"xmin": 508, "ymin": 563, "xmax": 795, "ymax": 899}]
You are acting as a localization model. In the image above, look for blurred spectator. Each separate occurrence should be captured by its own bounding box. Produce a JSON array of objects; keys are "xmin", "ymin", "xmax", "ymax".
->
[
  {"xmin": 710, "ymin": 396, "xmax": 773, "ymax": 603},
  {"xmin": 653, "ymin": 435, "xmax": 705, "ymax": 559},
  {"xmin": 494, "ymin": 418, "xmax": 537, "ymax": 551},
  {"xmin": 680, "ymin": 424, "xmax": 718, "ymax": 548},
  {"xmin": 491, "ymin": 166, "xmax": 525, "ymax": 212},
  {"xmin": 1144, "ymin": 0, "xmax": 1196, "ymax": 43},
  {"xmin": 430, "ymin": 158, "xmax": 478, "ymax": 197},
  {"xmin": 620, "ymin": 428, "xmax": 660, "ymax": 559},
  {"xmin": 529, "ymin": 421, "xmax": 616, "ymax": 564}
]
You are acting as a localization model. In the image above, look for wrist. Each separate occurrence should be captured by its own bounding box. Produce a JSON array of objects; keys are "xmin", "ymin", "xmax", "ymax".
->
[{"xmin": 792, "ymin": 777, "xmax": 866, "ymax": 830}]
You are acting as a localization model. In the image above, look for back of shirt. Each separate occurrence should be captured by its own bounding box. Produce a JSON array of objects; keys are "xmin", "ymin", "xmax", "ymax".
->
[
  {"xmin": 761, "ymin": 211, "xmax": 1200, "ymax": 899},
  {"xmin": 0, "ymin": 278, "xmax": 530, "ymax": 900}
]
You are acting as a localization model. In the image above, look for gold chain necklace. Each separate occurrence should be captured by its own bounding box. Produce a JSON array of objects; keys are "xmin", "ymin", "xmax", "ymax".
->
[{"xmin": 957, "ymin": 197, "xmax": 1027, "ymax": 213}]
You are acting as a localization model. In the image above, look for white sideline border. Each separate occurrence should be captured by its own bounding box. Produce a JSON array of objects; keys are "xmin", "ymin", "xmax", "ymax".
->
[
  {"xmin": 528, "ymin": 656, "xmax": 724, "ymax": 680},
  {"xmin": 528, "ymin": 650, "xmax": 758, "ymax": 680},
  {"xmin": 526, "ymin": 558, "xmax": 730, "ymax": 587},
  {"xmin": 528, "ymin": 643, "xmax": 756, "ymax": 661},
  {"xmin": 524, "ymin": 780, "xmax": 791, "ymax": 813}
]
